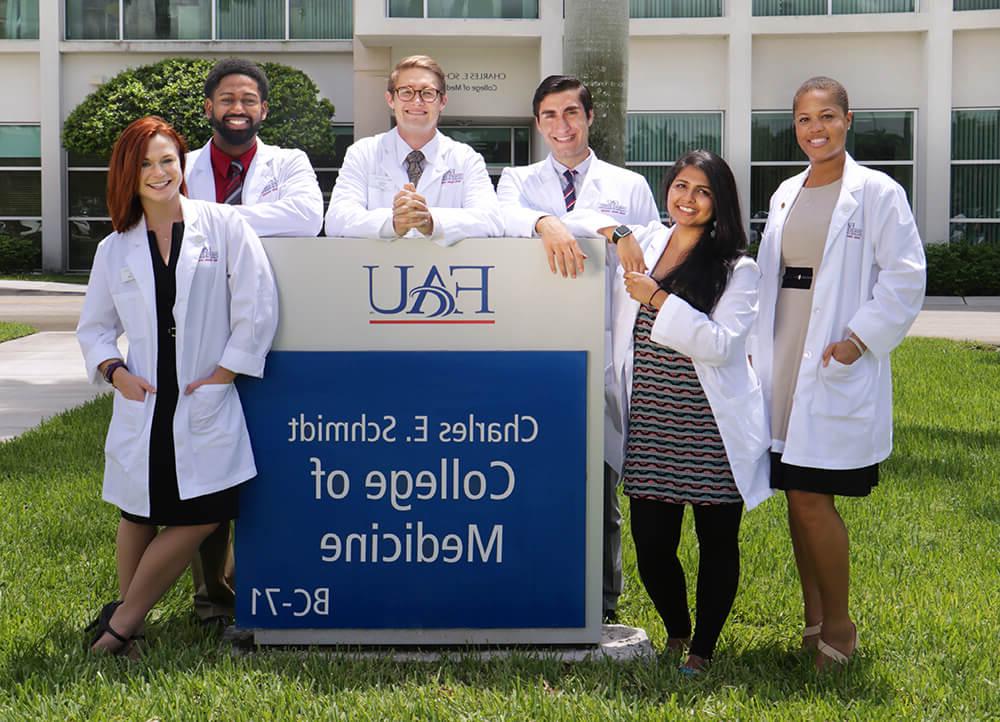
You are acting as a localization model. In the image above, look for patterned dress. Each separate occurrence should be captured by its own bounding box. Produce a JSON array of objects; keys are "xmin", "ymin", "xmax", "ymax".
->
[{"xmin": 621, "ymin": 303, "xmax": 740, "ymax": 505}]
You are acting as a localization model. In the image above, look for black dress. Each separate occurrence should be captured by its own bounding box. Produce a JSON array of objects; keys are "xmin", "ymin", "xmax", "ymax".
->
[{"xmin": 121, "ymin": 222, "xmax": 239, "ymax": 526}]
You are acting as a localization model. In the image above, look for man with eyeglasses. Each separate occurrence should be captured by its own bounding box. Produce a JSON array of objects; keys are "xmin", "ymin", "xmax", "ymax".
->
[
  {"xmin": 324, "ymin": 55, "xmax": 502, "ymax": 244},
  {"xmin": 498, "ymin": 75, "xmax": 661, "ymax": 625}
]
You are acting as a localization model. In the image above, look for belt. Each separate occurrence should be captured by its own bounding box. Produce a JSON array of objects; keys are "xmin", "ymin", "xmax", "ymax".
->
[{"xmin": 781, "ymin": 266, "xmax": 813, "ymax": 290}]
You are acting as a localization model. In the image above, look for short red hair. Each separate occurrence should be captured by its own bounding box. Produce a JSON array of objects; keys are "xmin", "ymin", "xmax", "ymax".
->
[{"xmin": 106, "ymin": 116, "xmax": 188, "ymax": 232}]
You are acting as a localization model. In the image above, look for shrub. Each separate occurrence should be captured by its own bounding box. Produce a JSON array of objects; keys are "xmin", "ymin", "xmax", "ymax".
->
[
  {"xmin": 924, "ymin": 241, "xmax": 1000, "ymax": 296},
  {"xmin": 0, "ymin": 234, "xmax": 41, "ymax": 272},
  {"xmin": 62, "ymin": 58, "xmax": 337, "ymax": 159}
]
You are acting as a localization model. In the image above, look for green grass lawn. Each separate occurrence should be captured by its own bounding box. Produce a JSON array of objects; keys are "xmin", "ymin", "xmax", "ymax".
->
[
  {"xmin": 0, "ymin": 321, "xmax": 36, "ymax": 343},
  {"xmin": 0, "ymin": 272, "xmax": 88, "ymax": 284},
  {"xmin": 0, "ymin": 337, "xmax": 997, "ymax": 720}
]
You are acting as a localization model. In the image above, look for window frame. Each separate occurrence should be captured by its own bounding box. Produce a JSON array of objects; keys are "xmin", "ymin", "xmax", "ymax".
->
[
  {"xmin": 385, "ymin": 0, "xmax": 540, "ymax": 19},
  {"xmin": 64, "ymin": 0, "xmax": 352, "ymax": 41},
  {"xmin": 628, "ymin": 0, "xmax": 723, "ymax": 18},
  {"xmin": 752, "ymin": 0, "xmax": 917, "ymax": 15},
  {"xmin": 950, "ymin": 106, "xmax": 1000, "ymax": 243},
  {"xmin": 0, "ymin": 122, "xmax": 42, "ymax": 234},
  {"xmin": 625, "ymin": 110, "xmax": 725, "ymax": 220},
  {"xmin": 748, "ymin": 108, "xmax": 917, "ymax": 232}
]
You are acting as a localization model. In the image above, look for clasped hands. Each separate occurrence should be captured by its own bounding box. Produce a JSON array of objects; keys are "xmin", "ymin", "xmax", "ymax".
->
[{"xmin": 393, "ymin": 183, "xmax": 434, "ymax": 236}]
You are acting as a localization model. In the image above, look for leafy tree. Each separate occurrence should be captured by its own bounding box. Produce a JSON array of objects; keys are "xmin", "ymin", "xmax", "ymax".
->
[{"xmin": 62, "ymin": 58, "xmax": 337, "ymax": 159}]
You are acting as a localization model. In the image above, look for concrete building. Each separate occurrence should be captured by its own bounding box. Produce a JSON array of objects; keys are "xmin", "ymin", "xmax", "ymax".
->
[{"xmin": 1, "ymin": 0, "xmax": 998, "ymax": 270}]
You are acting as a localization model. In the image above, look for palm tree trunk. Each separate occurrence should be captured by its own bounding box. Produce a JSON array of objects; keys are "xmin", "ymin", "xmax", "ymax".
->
[{"xmin": 563, "ymin": 0, "xmax": 629, "ymax": 166}]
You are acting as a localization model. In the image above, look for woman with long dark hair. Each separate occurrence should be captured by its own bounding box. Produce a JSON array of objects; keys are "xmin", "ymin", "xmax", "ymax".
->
[
  {"xmin": 752, "ymin": 77, "xmax": 924, "ymax": 668},
  {"xmin": 601, "ymin": 150, "xmax": 771, "ymax": 674},
  {"xmin": 77, "ymin": 116, "xmax": 277, "ymax": 655}
]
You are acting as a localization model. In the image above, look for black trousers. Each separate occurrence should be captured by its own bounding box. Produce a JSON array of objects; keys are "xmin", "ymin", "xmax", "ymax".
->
[{"xmin": 629, "ymin": 496, "xmax": 744, "ymax": 660}]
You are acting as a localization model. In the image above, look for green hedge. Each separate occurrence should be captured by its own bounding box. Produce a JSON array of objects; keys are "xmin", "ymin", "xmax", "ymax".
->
[
  {"xmin": 0, "ymin": 235, "xmax": 41, "ymax": 273},
  {"xmin": 746, "ymin": 240, "xmax": 999, "ymax": 296},
  {"xmin": 62, "ymin": 58, "xmax": 337, "ymax": 159},
  {"xmin": 925, "ymin": 241, "xmax": 1000, "ymax": 296}
]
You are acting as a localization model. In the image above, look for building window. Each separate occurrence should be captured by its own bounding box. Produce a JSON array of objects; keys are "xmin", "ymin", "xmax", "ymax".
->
[
  {"xmin": 313, "ymin": 124, "xmax": 354, "ymax": 210},
  {"xmin": 626, "ymin": 112, "xmax": 723, "ymax": 219},
  {"xmin": 66, "ymin": 151, "xmax": 112, "ymax": 270},
  {"xmin": 951, "ymin": 109, "xmax": 1000, "ymax": 244},
  {"xmin": 65, "ymin": 0, "xmax": 352, "ymax": 40},
  {"xmin": 630, "ymin": 0, "xmax": 722, "ymax": 17},
  {"xmin": 954, "ymin": 1, "xmax": 1000, "ymax": 9},
  {"xmin": 752, "ymin": 0, "xmax": 914, "ymax": 15},
  {"xmin": 388, "ymin": 0, "xmax": 539, "ymax": 18},
  {"xmin": 0, "ymin": 0, "xmax": 38, "ymax": 38},
  {"xmin": 749, "ymin": 110, "xmax": 914, "ymax": 239},
  {"xmin": 0, "ymin": 124, "xmax": 42, "ymax": 269},
  {"xmin": 438, "ymin": 124, "xmax": 530, "ymax": 186}
]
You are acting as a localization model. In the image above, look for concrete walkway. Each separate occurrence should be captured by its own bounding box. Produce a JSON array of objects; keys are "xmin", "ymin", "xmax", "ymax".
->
[{"xmin": 1, "ymin": 279, "xmax": 997, "ymax": 443}]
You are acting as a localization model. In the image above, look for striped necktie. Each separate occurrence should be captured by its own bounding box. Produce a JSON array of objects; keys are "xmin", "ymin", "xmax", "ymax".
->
[
  {"xmin": 223, "ymin": 159, "xmax": 244, "ymax": 205},
  {"xmin": 405, "ymin": 150, "xmax": 425, "ymax": 187},
  {"xmin": 563, "ymin": 168, "xmax": 577, "ymax": 212}
]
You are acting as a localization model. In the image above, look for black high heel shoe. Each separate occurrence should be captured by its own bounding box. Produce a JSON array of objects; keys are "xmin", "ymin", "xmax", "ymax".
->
[{"xmin": 86, "ymin": 600, "xmax": 132, "ymax": 655}]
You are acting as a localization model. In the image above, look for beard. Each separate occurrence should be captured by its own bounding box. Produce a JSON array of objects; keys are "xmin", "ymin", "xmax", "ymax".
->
[{"xmin": 209, "ymin": 114, "xmax": 263, "ymax": 147}]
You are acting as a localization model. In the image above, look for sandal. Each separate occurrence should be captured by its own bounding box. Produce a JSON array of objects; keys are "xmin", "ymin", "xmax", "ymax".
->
[
  {"xmin": 802, "ymin": 622, "xmax": 822, "ymax": 649},
  {"xmin": 87, "ymin": 601, "xmax": 133, "ymax": 656},
  {"xmin": 816, "ymin": 625, "xmax": 858, "ymax": 668},
  {"xmin": 678, "ymin": 653, "xmax": 708, "ymax": 677}
]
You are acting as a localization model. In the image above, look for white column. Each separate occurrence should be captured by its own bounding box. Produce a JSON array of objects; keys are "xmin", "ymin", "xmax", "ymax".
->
[
  {"xmin": 533, "ymin": 0, "xmax": 564, "ymax": 162},
  {"xmin": 39, "ymin": 0, "xmax": 64, "ymax": 270},
  {"xmin": 922, "ymin": 2, "xmax": 953, "ymax": 244},
  {"xmin": 727, "ymin": 2, "xmax": 752, "ymax": 234},
  {"xmin": 352, "ymin": 39, "xmax": 391, "ymax": 142}
]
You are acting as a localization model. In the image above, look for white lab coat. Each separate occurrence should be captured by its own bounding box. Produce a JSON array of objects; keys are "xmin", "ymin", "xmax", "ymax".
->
[
  {"xmin": 324, "ymin": 128, "xmax": 503, "ymax": 246},
  {"xmin": 749, "ymin": 154, "xmax": 926, "ymax": 470},
  {"xmin": 610, "ymin": 223, "xmax": 772, "ymax": 510},
  {"xmin": 498, "ymin": 153, "xmax": 660, "ymax": 465},
  {"xmin": 186, "ymin": 139, "xmax": 324, "ymax": 238},
  {"xmin": 76, "ymin": 197, "xmax": 279, "ymax": 517}
]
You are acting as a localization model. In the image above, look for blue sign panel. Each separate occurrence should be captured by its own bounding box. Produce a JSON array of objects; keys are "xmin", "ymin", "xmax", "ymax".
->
[{"xmin": 235, "ymin": 350, "xmax": 587, "ymax": 630}]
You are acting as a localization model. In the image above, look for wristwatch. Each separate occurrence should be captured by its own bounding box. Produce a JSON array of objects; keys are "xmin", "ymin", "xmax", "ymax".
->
[{"xmin": 610, "ymin": 224, "xmax": 632, "ymax": 245}]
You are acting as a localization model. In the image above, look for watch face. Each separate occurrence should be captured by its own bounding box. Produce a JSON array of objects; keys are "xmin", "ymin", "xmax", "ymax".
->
[{"xmin": 613, "ymin": 225, "xmax": 631, "ymax": 242}]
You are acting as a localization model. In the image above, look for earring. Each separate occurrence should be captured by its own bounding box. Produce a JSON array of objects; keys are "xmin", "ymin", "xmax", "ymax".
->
[{"xmin": 708, "ymin": 219, "xmax": 717, "ymax": 239}]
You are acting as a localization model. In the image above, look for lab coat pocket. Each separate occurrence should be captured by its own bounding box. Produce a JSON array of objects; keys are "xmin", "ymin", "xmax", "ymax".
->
[
  {"xmin": 189, "ymin": 383, "xmax": 235, "ymax": 436},
  {"xmin": 367, "ymin": 175, "xmax": 392, "ymax": 209},
  {"xmin": 814, "ymin": 355, "xmax": 876, "ymax": 420},
  {"xmin": 105, "ymin": 392, "xmax": 148, "ymax": 471},
  {"xmin": 713, "ymin": 382, "xmax": 769, "ymax": 462},
  {"xmin": 112, "ymin": 291, "xmax": 147, "ymax": 340}
]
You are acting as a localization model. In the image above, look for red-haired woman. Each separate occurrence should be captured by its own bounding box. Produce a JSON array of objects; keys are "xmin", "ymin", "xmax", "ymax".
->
[{"xmin": 77, "ymin": 116, "xmax": 278, "ymax": 655}]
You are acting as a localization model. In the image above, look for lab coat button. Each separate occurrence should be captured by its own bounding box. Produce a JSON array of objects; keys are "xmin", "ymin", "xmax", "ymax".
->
[{"xmin": 803, "ymin": 351, "xmax": 812, "ymax": 359}]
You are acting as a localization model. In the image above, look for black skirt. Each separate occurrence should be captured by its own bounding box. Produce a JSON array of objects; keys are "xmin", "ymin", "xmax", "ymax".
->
[
  {"xmin": 769, "ymin": 451, "xmax": 878, "ymax": 498},
  {"xmin": 120, "ymin": 222, "xmax": 239, "ymax": 527}
]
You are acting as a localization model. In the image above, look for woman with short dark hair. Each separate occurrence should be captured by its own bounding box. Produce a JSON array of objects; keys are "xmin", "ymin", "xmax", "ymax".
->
[
  {"xmin": 752, "ymin": 77, "xmax": 925, "ymax": 668},
  {"xmin": 77, "ymin": 116, "xmax": 278, "ymax": 655}
]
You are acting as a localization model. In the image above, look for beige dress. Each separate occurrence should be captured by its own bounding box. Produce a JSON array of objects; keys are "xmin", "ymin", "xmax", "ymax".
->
[{"xmin": 770, "ymin": 179, "xmax": 842, "ymax": 447}]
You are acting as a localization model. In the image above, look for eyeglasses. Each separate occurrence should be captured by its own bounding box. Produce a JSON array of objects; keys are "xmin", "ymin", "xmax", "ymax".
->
[{"xmin": 393, "ymin": 86, "xmax": 443, "ymax": 103}]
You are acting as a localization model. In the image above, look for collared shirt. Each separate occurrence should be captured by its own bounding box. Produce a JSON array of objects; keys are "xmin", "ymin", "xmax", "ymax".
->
[
  {"xmin": 392, "ymin": 129, "xmax": 440, "ymax": 183},
  {"xmin": 379, "ymin": 129, "xmax": 442, "ymax": 238},
  {"xmin": 209, "ymin": 140, "xmax": 259, "ymax": 204},
  {"xmin": 550, "ymin": 150, "xmax": 594, "ymax": 189}
]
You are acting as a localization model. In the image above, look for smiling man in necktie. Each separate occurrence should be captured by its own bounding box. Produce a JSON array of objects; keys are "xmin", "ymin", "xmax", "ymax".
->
[
  {"xmin": 185, "ymin": 58, "xmax": 324, "ymax": 238},
  {"xmin": 324, "ymin": 55, "xmax": 502, "ymax": 246}
]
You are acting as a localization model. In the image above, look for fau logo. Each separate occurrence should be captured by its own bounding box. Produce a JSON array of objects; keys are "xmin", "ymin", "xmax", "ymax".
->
[{"xmin": 365, "ymin": 265, "xmax": 495, "ymax": 325}]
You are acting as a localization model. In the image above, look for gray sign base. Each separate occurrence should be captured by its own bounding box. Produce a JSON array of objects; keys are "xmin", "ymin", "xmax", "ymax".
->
[{"xmin": 228, "ymin": 624, "xmax": 654, "ymax": 663}]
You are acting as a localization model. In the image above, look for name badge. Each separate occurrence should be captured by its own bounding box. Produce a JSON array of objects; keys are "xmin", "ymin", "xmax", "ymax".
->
[
  {"xmin": 846, "ymin": 222, "xmax": 863, "ymax": 240},
  {"xmin": 599, "ymin": 200, "xmax": 628, "ymax": 216},
  {"xmin": 198, "ymin": 246, "xmax": 220, "ymax": 263},
  {"xmin": 442, "ymin": 169, "xmax": 464, "ymax": 185},
  {"xmin": 120, "ymin": 267, "xmax": 135, "ymax": 284}
]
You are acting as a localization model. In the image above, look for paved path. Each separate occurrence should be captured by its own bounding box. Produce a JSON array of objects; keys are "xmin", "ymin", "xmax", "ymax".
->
[
  {"xmin": 0, "ymin": 332, "xmax": 107, "ymax": 442},
  {"xmin": 1, "ymin": 280, "xmax": 997, "ymax": 443}
]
